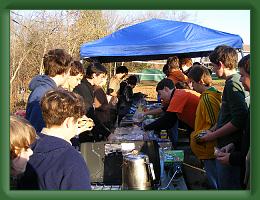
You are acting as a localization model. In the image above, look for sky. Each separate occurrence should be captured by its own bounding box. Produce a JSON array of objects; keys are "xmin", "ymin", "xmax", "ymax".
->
[
  {"xmin": 186, "ymin": 10, "xmax": 250, "ymax": 45},
  {"xmin": 115, "ymin": 10, "xmax": 250, "ymax": 45},
  {"xmin": 14, "ymin": 10, "xmax": 250, "ymax": 45}
]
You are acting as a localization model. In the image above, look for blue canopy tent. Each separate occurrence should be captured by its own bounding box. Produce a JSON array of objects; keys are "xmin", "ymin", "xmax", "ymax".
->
[{"xmin": 80, "ymin": 19, "xmax": 243, "ymax": 63}]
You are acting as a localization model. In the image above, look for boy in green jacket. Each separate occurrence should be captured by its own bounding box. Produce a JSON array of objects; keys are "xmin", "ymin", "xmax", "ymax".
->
[{"xmin": 200, "ymin": 45, "xmax": 249, "ymax": 189}]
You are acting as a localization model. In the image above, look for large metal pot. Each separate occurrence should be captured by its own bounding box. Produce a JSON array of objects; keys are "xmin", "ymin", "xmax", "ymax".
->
[{"xmin": 122, "ymin": 153, "xmax": 155, "ymax": 190}]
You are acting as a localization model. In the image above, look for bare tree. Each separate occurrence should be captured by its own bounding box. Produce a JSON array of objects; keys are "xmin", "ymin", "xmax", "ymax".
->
[
  {"xmin": 10, "ymin": 10, "xmax": 195, "ymax": 112},
  {"xmin": 103, "ymin": 10, "xmax": 196, "ymax": 32},
  {"xmin": 63, "ymin": 10, "xmax": 109, "ymax": 58},
  {"xmin": 10, "ymin": 10, "xmax": 110, "ymax": 112}
]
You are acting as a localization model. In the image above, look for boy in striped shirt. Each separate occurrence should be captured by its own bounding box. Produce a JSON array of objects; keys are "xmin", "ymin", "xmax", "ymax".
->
[{"xmin": 188, "ymin": 65, "xmax": 222, "ymax": 189}]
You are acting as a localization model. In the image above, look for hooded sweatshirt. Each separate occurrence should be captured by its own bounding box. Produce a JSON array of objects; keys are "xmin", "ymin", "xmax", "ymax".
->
[
  {"xmin": 20, "ymin": 134, "xmax": 91, "ymax": 190},
  {"xmin": 25, "ymin": 75, "xmax": 57, "ymax": 133},
  {"xmin": 190, "ymin": 87, "xmax": 222, "ymax": 160}
]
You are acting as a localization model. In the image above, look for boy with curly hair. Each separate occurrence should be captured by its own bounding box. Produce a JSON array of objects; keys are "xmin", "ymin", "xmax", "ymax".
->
[{"xmin": 21, "ymin": 89, "xmax": 93, "ymax": 190}]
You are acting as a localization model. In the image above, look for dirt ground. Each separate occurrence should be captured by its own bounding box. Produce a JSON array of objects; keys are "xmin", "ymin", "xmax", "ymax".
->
[{"xmin": 134, "ymin": 80, "xmax": 225, "ymax": 101}]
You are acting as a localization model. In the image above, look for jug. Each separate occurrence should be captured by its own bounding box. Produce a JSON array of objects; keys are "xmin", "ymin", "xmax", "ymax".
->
[{"xmin": 122, "ymin": 153, "xmax": 155, "ymax": 190}]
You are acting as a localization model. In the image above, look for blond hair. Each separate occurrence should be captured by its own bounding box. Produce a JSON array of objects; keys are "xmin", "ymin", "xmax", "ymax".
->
[{"xmin": 10, "ymin": 115, "xmax": 37, "ymax": 159}]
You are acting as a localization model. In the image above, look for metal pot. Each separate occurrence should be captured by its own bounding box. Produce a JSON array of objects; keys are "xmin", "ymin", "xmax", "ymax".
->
[{"xmin": 122, "ymin": 153, "xmax": 155, "ymax": 190}]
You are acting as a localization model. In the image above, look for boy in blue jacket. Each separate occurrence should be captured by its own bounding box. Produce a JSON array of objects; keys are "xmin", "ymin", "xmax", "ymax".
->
[
  {"xmin": 21, "ymin": 89, "xmax": 94, "ymax": 190},
  {"xmin": 26, "ymin": 49, "xmax": 74, "ymax": 133}
]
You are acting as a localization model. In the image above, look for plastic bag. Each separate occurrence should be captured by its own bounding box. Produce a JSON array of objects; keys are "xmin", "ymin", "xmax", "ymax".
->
[{"xmin": 132, "ymin": 110, "xmax": 144, "ymax": 123}]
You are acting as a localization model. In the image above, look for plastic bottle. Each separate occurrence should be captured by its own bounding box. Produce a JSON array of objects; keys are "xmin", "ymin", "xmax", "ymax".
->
[
  {"xmin": 159, "ymin": 148, "xmax": 165, "ymax": 178},
  {"xmin": 160, "ymin": 130, "xmax": 168, "ymax": 139}
]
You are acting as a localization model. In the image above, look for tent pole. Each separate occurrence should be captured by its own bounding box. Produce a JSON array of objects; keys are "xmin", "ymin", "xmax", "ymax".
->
[
  {"xmin": 107, "ymin": 63, "xmax": 112, "ymax": 93},
  {"xmin": 109, "ymin": 63, "xmax": 112, "ymax": 78},
  {"xmin": 114, "ymin": 62, "xmax": 117, "ymax": 75},
  {"xmin": 240, "ymin": 49, "xmax": 244, "ymax": 58}
]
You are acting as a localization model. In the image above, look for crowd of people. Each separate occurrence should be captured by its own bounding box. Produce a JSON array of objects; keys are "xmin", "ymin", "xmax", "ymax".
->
[
  {"xmin": 10, "ymin": 48, "xmax": 141, "ymax": 190},
  {"xmin": 142, "ymin": 46, "xmax": 250, "ymax": 190},
  {"xmin": 10, "ymin": 45, "xmax": 250, "ymax": 190}
]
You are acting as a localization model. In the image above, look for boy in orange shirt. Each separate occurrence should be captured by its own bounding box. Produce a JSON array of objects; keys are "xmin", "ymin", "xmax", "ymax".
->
[{"xmin": 144, "ymin": 78, "xmax": 200, "ymax": 134}]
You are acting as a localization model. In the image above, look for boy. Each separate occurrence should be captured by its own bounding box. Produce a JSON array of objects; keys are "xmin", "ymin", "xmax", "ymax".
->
[
  {"xmin": 10, "ymin": 115, "xmax": 37, "ymax": 189},
  {"xmin": 108, "ymin": 65, "xmax": 128, "ymax": 97},
  {"xmin": 166, "ymin": 56, "xmax": 189, "ymax": 85},
  {"xmin": 144, "ymin": 78, "xmax": 200, "ymax": 133},
  {"xmin": 26, "ymin": 49, "xmax": 73, "ymax": 133},
  {"xmin": 179, "ymin": 57, "xmax": 193, "ymax": 75},
  {"xmin": 21, "ymin": 89, "xmax": 93, "ymax": 190},
  {"xmin": 117, "ymin": 75, "xmax": 138, "ymax": 125},
  {"xmin": 200, "ymin": 45, "xmax": 249, "ymax": 189},
  {"xmin": 63, "ymin": 60, "xmax": 85, "ymax": 92},
  {"xmin": 108, "ymin": 65, "xmax": 128, "ymax": 127},
  {"xmin": 215, "ymin": 54, "xmax": 250, "ymax": 189},
  {"xmin": 188, "ymin": 65, "xmax": 222, "ymax": 189},
  {"xmin": 73, "ymin": 62, "xmax": 111, "ymax": 142}
]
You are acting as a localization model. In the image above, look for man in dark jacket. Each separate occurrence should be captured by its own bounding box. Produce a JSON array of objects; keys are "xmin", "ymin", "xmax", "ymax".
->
[
  {"xmin": 73, "ymin": 62, "xmax": 111, "ymax": 142},
  {"xmin": 117, "ymin": 75, "xmax": 138, "ymax": 125}
]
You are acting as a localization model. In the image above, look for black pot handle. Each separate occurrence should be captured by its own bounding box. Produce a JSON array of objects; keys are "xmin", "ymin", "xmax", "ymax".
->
[{"xmin": 147, "ymin": 163, "xmax": 156, "ymax": 180}]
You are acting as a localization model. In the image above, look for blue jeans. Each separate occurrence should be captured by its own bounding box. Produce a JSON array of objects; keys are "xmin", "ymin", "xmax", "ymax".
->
[
  {"xmin": 203, "ymin": 159, "xmax": 218, "ymax": 189},
  {"xmin": 168, "ymin": 120, "xmax": 178, "ymax": 148},
  {"xmin": 216, "ymin": 159, "xmax": 242, "ymax": 189}
]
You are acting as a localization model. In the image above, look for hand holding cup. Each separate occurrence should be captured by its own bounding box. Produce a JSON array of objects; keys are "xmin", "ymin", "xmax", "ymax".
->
[
  {"xmin": 77, "ymin": 115, "xmax": 94, "ymax": 134},
  {"xmin": 195, "ymin": 130, "xmax": 207, "ymax": 144}
]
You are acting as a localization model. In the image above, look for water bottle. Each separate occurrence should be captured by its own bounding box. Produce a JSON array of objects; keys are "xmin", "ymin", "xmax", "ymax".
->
[{"xmin": 159, "ymin": 148, "xmax": 165, "ymax": 178}]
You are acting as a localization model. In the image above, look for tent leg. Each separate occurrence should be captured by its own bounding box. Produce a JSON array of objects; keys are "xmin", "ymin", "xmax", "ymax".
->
[
  {"xmin": 114, "ymin": 62, "xmax": 117, "ymax": 76},
  {"xmin": 240, "ymin": 50, "xmax": 244, "ymax": 58}
]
